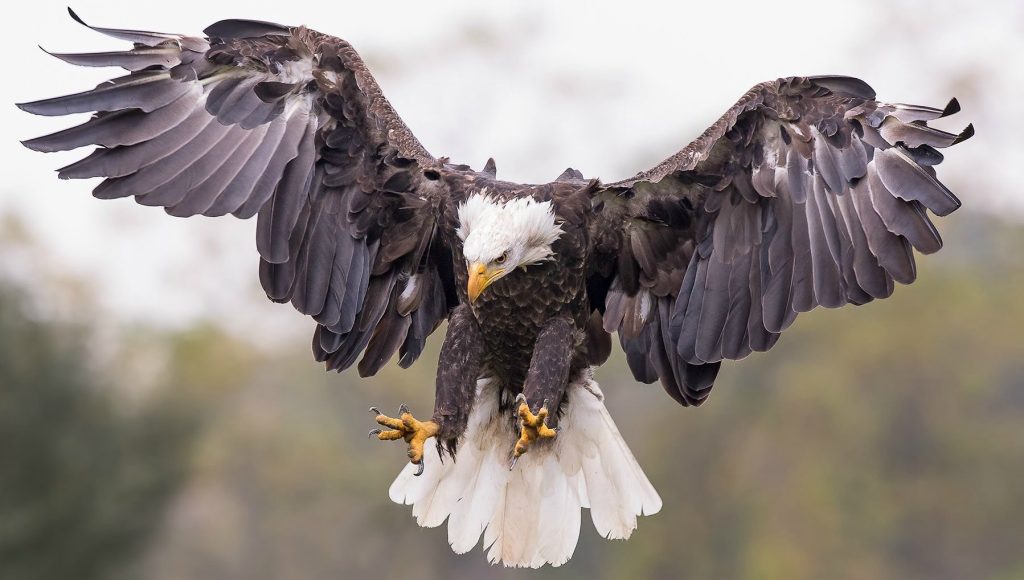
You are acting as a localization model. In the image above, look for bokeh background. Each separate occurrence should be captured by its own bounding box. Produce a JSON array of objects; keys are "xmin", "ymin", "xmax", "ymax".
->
[{"xmin": 2, "ymin": 1, "xmax": 1023, "ymax": 579}]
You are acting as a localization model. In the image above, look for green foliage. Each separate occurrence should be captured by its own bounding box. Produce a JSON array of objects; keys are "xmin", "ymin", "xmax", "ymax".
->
[{"xmin": 0, "ymin": 286, "xmax": 196, "ymax": 580}]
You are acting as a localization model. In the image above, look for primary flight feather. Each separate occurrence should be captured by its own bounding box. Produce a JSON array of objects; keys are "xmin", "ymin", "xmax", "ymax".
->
[{"xmin": 19, "ymin": 9, "xmax": 973, "ymax": 568}]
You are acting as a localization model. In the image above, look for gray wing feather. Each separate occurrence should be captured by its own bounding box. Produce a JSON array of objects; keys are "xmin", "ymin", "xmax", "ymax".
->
[
  {"xmin": 17, "ymin": 71, "xmax": 190, "ymax": 118},
  {"xmin": 165, "ymin": 122, "xmax": 273, "ymax": 217},
  {"xmin": 43, "ymin": 48, "xmax": 180, "ymax": 70},
  {"xmin": 590, "ymin": 75, "xmax": 971, "ymax": 406},
  {"xmin": 21, "ymin": 12, "xmax": 456, "ymax": 376}
]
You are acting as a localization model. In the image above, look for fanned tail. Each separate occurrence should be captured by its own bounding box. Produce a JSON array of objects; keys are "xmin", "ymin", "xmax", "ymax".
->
[{"xmin": 388, "ymin": 372, "xmax": 662, "ymax": 568}]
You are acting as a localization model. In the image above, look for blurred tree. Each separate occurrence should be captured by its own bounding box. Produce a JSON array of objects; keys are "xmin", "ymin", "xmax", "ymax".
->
[{"xmin": 0, "ymin": 283, "xmax": 196, "ymax": 580}]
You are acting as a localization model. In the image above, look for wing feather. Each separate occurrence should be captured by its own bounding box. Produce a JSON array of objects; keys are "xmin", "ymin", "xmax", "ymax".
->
[
  {"xmin": 166, "ymin": 122, "xmax": 273, "ymax": 217},
  {"xmin": 589, "ymin": 76, "xmax": 970, "ymax": 406},
  {"xmin": 43, "ymin": 47, "xmax": 181, "ymax": 70},
  {"xmin": 21, "ymin": 11, "xmax": 457, "ymax": 376}
]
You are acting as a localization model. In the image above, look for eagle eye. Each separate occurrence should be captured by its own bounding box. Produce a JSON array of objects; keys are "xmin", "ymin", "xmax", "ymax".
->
[{"xmin": 494, "ymin": 252, "xmax": 508, "ymax": 265}]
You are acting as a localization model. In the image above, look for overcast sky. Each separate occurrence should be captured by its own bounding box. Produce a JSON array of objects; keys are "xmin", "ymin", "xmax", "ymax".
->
[{"xmin": 2, "ymin": 0, "xmax": 1019, "ymax": 332}]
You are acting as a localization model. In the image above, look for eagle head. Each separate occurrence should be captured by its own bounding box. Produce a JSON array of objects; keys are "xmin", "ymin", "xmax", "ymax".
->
[{"xmin": 456, "ymin": 192, "xmax": 563, "ymax": 302}]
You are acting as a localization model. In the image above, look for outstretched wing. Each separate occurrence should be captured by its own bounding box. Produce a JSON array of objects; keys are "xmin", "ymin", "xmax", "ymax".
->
[
  {"xmin": 20, "ymin": 9, "xmax": 457, "ymax": 376},
  {"xmin": 589, "ymin": 75, "xmax": 972, "ymax": 406}
]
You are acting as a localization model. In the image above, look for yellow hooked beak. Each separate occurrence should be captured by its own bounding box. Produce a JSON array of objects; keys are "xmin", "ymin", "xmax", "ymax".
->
[{"xmin": 467, "ymin": 262, "xmax": 504, "ymax": 303}]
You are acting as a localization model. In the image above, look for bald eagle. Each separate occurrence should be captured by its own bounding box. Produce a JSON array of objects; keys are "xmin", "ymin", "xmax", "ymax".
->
[{"xmin": 20, "ymin": 10, "xmax": 972, "ymax": 568}]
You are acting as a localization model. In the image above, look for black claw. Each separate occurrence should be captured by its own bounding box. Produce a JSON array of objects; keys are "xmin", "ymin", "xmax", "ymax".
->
[
  {"xmin": 413, "ymin": 461, "xmax": 425, "ymax": 477},
  {"xmin": 369, "ymin": 406, "xmax": 381, "ymax": 416},
  {"xmin": 399, "ymin": 403, "xmax": 411, "ymax": 415},
  {"xmin": 514, "ymin": 393, "xmax": 526, "ymax": 406},
  {"xmin": 508, "ymin": 455, "xmax": 519, "ymax": 471},
  {"xmin": 368, "ymin": 428, "xmax": 382, "ymax": 439},
  {"xmin": 541, "ymin": 398, "xmax": 549, "ymax": 411}
]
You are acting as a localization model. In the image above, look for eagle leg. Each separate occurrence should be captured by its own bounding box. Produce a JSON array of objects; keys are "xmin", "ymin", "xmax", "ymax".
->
[
  {"xmin": 369, "ymin": 405, "xmax": 439, "ymax": 476},
  {"xmin": 508, "ymin": 317, "xmax": 575, "ymax": 468},
  {"xmin": 510, "ymin": 393, "xmax": 558, "ymax": 469}
]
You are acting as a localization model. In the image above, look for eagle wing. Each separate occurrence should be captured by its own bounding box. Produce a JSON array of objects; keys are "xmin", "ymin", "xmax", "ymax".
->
[
  {"xmin": 20, "ymin": 10, "xmax": 457, "ymax": 376},
  {"xmin": 589, "ymin": 75, "xmax": 972, "ymax": 406}
]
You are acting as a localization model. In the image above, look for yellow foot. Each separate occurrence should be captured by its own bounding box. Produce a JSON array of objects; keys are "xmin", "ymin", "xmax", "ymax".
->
[
  {"xmin": 510, "ymin": 394, "xmax": 557, "ymax": 470},
  {"xmin": 368, "ymin": 404, "xmax": 439, "ymax": 476}
]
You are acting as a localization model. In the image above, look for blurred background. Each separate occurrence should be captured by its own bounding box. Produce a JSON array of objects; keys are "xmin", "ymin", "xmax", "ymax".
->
[{"xmin": 2, "ymin": 1, "xmax": 1022, "ymax": 578}]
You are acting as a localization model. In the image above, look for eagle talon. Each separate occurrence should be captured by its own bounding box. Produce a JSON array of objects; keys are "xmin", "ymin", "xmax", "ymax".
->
[
  {"xmin": 368, "ymin": 405, "xmax": 439, "ymax": 473},
  {"xmin": 368, "ymin": 428, "xmax": 382, "ymax": 439},
  {"xmin": 511, "ymin": 396, "xmax": 557, "ymax": 464}
]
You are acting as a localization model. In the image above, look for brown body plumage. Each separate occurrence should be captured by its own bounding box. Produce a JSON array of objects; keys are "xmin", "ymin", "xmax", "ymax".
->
[{"xmin": 443, "ymin": 178, "xmax": 595, "ymax": 395}]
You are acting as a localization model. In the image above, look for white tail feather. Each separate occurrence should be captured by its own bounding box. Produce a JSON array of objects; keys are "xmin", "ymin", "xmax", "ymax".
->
[{"xmin": 388, "ymin": 371, "xmax": 662, "ymax": 568}]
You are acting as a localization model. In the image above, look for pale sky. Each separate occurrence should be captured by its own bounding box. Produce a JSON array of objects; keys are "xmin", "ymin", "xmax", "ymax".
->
[{"xmin": 1, "ymin": 0, "xmax": 1020, "ymax": 334}]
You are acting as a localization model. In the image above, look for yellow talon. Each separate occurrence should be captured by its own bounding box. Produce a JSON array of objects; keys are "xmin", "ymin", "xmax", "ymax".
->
[
  {"xmin": 511, "ymin": 394, "xmax": 557, "ymax": 466},
  {"xmin": 369, "ymin": 404, "xmax": 439, "ymax": 475}
]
